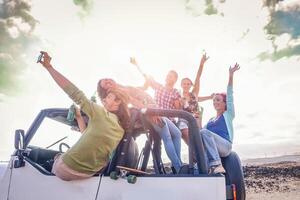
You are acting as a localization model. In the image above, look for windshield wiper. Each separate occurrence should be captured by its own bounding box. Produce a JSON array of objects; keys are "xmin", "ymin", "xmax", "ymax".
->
[{"xmin": 46, "ymin": 136, "xmax": 68, "ymax": 149}]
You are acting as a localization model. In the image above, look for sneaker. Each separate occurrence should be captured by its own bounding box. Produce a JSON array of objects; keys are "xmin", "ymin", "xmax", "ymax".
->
[{"xmin": 209, "ymin": 165, "xmax": 225, "ymax": 174}]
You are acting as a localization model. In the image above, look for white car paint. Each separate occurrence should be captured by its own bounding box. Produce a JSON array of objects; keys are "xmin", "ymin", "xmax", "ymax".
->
[
  {"xmin": 0, "ymin": 160, "xmax": 12, "ymax": 200},
  {"xmin": 0, "ymin": 162, "xmax": 9, "ymax": 181},
  {"xmin": 3, "ymin": 158, "xmax": 100, "ymax": 200},
  {"xmin": 0, "ymin": 157, "xmax": 227, "ymax": 200},
  {"xmin": 98, "ymin": 176, "xmax": 226, "ymax": 200},
  {"xmin": 0, "ymin": 108, "xmax": 229, "ymax": 200}
]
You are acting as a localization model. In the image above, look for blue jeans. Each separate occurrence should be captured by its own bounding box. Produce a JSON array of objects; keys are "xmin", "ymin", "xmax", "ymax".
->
[
  {"xmin": 200, "ymin": 129, "xmax": 232, "ymax": 167},
  {"xmin": 153, "ymin": 117, "xmax": 182, "ymax": 172}
]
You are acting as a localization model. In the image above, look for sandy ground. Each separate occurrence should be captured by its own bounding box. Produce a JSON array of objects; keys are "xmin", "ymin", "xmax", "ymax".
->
[
  {"xmin": 244, "ymin": 161, "xmax": 300, "ymax": 200},
  {"xmin": 247, "ymin": 190, "xmax": 300, "ymax": 200}
]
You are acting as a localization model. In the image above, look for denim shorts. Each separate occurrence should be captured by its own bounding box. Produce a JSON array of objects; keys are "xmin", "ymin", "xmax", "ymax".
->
[{"xmin": 177, "ymin": 118, "xmax": 188, "ymax": 130}]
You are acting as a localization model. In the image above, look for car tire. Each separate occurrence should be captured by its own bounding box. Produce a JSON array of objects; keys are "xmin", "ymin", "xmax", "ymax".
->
[{"xmin": 221, "ymin": 151, "xmax": 246, "ymax": 200}]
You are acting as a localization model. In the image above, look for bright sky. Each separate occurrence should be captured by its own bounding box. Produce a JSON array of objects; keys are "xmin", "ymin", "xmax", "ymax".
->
[{"xmin": 0, "ymin": 0, "xmax": 299, "ymax": 160}]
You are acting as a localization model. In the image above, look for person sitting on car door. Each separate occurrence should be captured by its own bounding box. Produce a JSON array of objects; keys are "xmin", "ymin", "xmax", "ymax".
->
[
  {"xmin": 38, "ymin": 51, "xmax": 130, "ymax": 181},
  {"xmin": 199, "ymin": 63, "xmax": 240, "ymax": 174}
]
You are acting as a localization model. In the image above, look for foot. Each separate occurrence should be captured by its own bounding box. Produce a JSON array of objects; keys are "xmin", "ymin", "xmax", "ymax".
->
[{"xmin": 209, "ymin": 165, "xmax": 225, "ymax": 174}]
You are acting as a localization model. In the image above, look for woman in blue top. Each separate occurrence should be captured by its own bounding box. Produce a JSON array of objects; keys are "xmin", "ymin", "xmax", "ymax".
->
[{"xmin": 200, "ymin": 63, "xmax": 240, "ymax": 174}]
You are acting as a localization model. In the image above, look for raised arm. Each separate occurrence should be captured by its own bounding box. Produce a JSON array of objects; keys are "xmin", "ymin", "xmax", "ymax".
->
[
  {"xmin": 130, "ymin": 57, "xmax": 146, "ymax": 77},
  {"xmin": 146, "ymin": 76, "xmax": 163, "ymax": 90},
  {"xmin": 192, "ymin": 53, "xmax": 209, "ymax": 96},
  {"xmin": 39, "ymin": 51, "xmax": 71, "ymax": 89},
  {"xmin": 38, "ymin": 51, "xmax": 96, "ymax": 118},
  {"xmin": 138, "ymin": 78, "xmax": 150, "ymax": 91},
  {"xmin": 227, "ymin": 63, "xmax": 240, "ymax": 118},
  {"xmin": 122, "ymin": 86, "xmax": 155, "ymax": 109},
  {"xmin": 228, "ymin": 63, "xmax": 240, "ymax": 87},
  {"xmin": 130, "ymin": 57, "xmax": 162, "ymax": 90}
]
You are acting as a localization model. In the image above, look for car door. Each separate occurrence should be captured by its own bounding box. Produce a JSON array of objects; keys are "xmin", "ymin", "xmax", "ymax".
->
[
  {"xmin": 0, "ymin": 160, "xmax": 12, "ymax": 200},
  {"xmin": 8, "ymin": 156, "xmax": 100, "ymax": 200},
  {"xmin": 96, "ymin": 174, "xmax": 226, "ymax": 200},
  {"xmin": 7, "ymin": 109, "xmax": 100, "ymax": 200}
]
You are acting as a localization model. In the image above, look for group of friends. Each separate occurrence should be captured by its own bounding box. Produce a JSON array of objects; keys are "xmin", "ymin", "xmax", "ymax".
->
[{"xmin": 38, "ymin": 51, "xmax": 240, "ymax": 181}]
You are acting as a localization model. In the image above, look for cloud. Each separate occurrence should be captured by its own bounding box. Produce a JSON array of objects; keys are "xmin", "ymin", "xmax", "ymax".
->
[
  {"xmin": 0, "ymin": 0, "xmax": 39, "ymax": 98},
  {"xmin": 261, "ymin": 0, "xmax": 300, "ymax": 60},
  {"xmin": 184, "ymin": 0, "xmax": 300, "ymax": 61},
  {"xmin": 257, "ymin": 43, "xmax": 300, "ymax": 61},
  {"xmin": 265, "ymin": 5, "xmax": 300, "ymax": 39}
]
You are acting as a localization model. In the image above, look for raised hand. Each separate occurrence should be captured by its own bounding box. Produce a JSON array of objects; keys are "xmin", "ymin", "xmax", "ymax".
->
[
  {"xmin": 38, "ymin": 50, "xmax": 72, "ymax": 89},
  {"xmin": 38, "ymin": 51, "xmax": 52, "ymax": 69},
  {"xmin": 229, "ymin": 63, "xmax": 240, "ymax": 76},
  {"xmin": 228, "ymin": 63, "xmax": 240, "ymax": 86},
  {"xmin": 200, "ymin": 52, "xmax": 209, "ymax": 66},
  {"xmin": 192, "ymin": 52, "xmax": 209, "ymax": 96},
  {"xmin": 130, "ymin": 57, "xmax": 138, "ymax": 66},
  {"xmin": 130, "ymin": 57, "xmax": 148, "ymax": 79}
]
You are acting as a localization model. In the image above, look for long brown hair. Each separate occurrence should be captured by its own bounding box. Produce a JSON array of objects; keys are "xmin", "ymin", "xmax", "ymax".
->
[
  {"xmin": 97, "ymin": 79, "xmax": 114, "ymax": 99},
  {"xmin": 105, "ymin": 88, "xmax": 131, "ymax": 131}
]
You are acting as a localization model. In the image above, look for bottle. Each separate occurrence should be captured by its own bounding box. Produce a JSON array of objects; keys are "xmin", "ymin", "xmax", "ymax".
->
[
  {"xmin": 90, "ymin": 91, "xmax": 97, "ymax": 103},
  {"xmin": 67, "ymin": 104, "xmax": 76, "ymax": 122},
  {"xmin": 90, "ymin": 95, "xmax": 97, "ymax": 103}
]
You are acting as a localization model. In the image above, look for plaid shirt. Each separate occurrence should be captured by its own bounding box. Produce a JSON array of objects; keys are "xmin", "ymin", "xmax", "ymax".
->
[{"xmin": 154, "ymin": 85, "xmax": 181, "ymax": 109}]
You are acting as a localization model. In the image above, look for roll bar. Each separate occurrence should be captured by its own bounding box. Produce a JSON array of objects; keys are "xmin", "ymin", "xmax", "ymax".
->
[{"xmin": 141, "ymin": 108, "xmax": 208, "ymax": 174}]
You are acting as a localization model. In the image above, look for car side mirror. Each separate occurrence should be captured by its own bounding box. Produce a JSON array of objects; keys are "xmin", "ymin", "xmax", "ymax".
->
[{"xmin": 15, "ymin": 129, "xmax": 25, "ymax": 150}]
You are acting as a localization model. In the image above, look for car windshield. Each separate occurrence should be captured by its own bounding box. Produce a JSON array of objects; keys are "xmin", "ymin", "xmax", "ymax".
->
[{"xmin": 29, "ymin": 117, "xmax": 81, "ymax": 151}]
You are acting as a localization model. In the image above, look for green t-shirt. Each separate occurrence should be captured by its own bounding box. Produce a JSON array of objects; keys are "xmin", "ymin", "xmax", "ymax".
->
[{"xmin": 61, "ymin": 83, "xmax": 124, "ymax": 174}]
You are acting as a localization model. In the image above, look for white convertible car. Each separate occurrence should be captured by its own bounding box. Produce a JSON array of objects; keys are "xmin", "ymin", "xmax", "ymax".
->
[{"xmin": 0, "ymin": 108, "xmax": 245, "ymax": 200}]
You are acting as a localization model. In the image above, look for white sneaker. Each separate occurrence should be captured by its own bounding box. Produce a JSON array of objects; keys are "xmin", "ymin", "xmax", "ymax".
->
[{"xmin": 209, "ymin": 165, "xmax": 225, "ymax": 174}]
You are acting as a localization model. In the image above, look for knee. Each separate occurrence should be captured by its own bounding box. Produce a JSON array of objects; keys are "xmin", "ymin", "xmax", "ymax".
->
[
  {"xmin": 199, "ymin": 129, "xmax": 211, "ymax": 137},
  {"xmin": 220, "ymin": 146, "xmax": 232, "ymax": 157},
  {"xmin": 160, "ymin": 131, "xmax": 172, "ymax": 141}
]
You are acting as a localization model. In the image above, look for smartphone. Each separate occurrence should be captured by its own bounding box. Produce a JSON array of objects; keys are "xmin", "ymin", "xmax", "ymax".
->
[{"xmin": 37, "ymin": 52, "xmax": 44, "ymax": 63}]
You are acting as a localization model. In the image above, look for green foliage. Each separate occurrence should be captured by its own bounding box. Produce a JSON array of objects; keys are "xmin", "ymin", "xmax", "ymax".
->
[
  {"xmin": 72, "ymin": 0, "xmax": 94, "ymax": 18},
  {"xmin": 0, "ymin": 0, "xmax": 39, "ymax": 96},
  {"xmin": 204, "ymin": 1, "xmax": 218, "ymax": 15}
]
